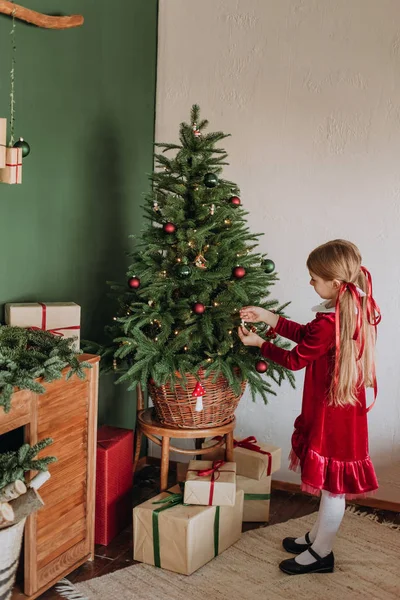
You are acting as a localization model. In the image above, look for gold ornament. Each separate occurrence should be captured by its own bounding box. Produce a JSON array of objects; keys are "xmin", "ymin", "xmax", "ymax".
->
[{"xmin": 194, "ymin": 253, "xmax": 207, "ymax": 269}]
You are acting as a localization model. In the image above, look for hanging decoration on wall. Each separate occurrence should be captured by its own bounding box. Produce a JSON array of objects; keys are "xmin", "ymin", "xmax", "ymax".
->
[
  {"xmin": 0, "ymin": 1, "xmax": 84, "ymax": 184},
  {"xmin": 0, "ymin": 2, "xmax": 84, "ymax": 29},
  {"xmin": 0, "ymin": 6, "xmax": 25, "ymax": 184}
]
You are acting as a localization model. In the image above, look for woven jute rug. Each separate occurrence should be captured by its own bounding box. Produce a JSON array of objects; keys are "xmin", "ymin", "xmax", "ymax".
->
[{"xmin": 59, "ymin": 508, "xmax": 400, "ymax": 600}]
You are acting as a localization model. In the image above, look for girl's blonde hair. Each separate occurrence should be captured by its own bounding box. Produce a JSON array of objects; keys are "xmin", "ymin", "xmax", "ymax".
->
[{"xmin": 306, "ymin": 239, "xmax": 380, "ymax": 408}]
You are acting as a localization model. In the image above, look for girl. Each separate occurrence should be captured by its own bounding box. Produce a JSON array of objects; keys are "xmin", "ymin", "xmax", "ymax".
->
[{"xmin": 238, "ymin": 240, "xmax": 381, "ymax": 575}]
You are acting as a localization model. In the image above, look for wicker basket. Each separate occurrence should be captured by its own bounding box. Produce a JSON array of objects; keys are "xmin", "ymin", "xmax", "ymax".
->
[
  {"xmin": 148, "ymin": 371, "xmax": 247, "ymax": 429},
  {"xmin": 0, "ymin": 518, "xmax": 26, "ymax": 600}
]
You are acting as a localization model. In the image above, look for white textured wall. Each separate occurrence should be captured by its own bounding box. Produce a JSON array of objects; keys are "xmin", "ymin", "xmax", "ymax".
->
[{"xmin": 154, "ymin": 0, "xmax": 400, "ymax": 484}]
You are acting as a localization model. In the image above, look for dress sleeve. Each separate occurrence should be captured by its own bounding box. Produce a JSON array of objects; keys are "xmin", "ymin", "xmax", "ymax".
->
[
  {"xmin": 274, "ymin": 316, "xmax": 308, "ymax": 343},
  {"xmin": 261, "ymin": 315, "xmax": 335, "ymax": 371}
]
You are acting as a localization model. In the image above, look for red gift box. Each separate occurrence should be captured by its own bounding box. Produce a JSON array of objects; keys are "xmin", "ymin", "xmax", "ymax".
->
[{"xmin": 95, "ymin": 426, "xmax": 134, "ymax": 546}]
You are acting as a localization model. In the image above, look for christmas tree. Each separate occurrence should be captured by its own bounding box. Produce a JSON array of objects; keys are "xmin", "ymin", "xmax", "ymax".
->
[{"xmin": 103, "ymin": 105, "xmax": 294, "ymax": 403}]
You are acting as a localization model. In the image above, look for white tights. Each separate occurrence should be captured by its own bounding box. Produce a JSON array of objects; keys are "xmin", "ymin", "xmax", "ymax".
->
[{"xmin": 295, "ymin": 489, "xmax": 346, "ymax": 565}]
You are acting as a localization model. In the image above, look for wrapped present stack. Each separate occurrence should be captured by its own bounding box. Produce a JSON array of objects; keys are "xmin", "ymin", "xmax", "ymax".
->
[
  {"xmin": 95, "ymin": 426, "xmax": 134, "ymax": 546},
  {"xmin": 5, "ymin": 302, "xmax": 81, "ymax": 351},
  {"xmin": 133, "ymin": 459, "xmax": 243, "ymax": 575},
  {"xmin": 201, "ymin": 435, "xmax": 281, "ymax": 523}
]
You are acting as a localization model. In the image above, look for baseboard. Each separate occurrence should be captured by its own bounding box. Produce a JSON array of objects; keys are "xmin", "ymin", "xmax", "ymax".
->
[
  {"xmin": 272, "ymin": 479, "xmax": 400, "ymax": 513},
  {"xmin": 137, "ymin": 457, "xmax": 400, "ymax": 513}
]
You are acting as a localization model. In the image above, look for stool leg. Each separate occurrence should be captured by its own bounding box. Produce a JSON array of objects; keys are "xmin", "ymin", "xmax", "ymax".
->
[
  {"xmin": 160, "ymin": 436, "xmax": 170, "ymax": 491},
  {"xmin": 225, "ymin": 431, "xmax": 234, "ymax": 462},
  {"xmin": 195, "ymin": 437, "xmax": 205, "ymax": 459},
  {"xmin": 132, "ymin": 429, "xmax": 143, "ymax": 479}
]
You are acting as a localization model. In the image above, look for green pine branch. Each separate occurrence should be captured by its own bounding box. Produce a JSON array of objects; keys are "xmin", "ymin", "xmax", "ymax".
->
[{"xmin": 0, "ymin": 438, "xmax": 56, "ymax": 490}]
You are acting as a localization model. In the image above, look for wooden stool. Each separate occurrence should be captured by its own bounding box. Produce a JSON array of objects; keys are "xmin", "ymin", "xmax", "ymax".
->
[{"xmin": 133, "ymin": 386, "xmax": 235, "ymax": 491}]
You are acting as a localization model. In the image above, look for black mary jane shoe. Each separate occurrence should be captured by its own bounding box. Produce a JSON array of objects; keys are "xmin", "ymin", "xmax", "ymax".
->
[
  {"xmin": 279, "ymin": 548, "xmax": 335, "ymax": 575},
  {"xmin": 282, "ymin": 531, "xmax": 312, "ymax": 554}
]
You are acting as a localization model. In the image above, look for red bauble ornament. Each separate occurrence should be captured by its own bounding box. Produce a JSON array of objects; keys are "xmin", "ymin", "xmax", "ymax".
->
[
  {"xmin": 233, "ymin": 266, "xmax": 246, "ymax": 279},
  {"xmin": 163, "ymin": 222, "xmax": 176, "ymax": 234},
  {"xmin": 193, "ymin": 302, "xmax": 206, "ymax": 314},
  {"xmin": 230, "ymin": 196, "xmax": 241, "ymax": 207},
  {"xmin": 255, "ymin": 360, "xmax": 268, "ymax": 373},
  {"xmin": 128, "ymin": 277, "xmax": 141, "ymax": 289}
]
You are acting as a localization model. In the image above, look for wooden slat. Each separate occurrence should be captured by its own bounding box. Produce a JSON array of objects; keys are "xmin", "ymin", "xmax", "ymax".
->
[
  {"xmin": 24, "ymin": 394, "xmax": 38, "ymax": 595},
  {"xmin": 37, "ymin": 411, "xmax": 87, "ymax": 438},
  {"xmin": 37, "ymin": 533, "xmax": 85, "ymax": 571},
  {"xmin": 37, "ymin": 487, "xmax": 85, "ymax": 528},
  {"xmin": 37, "ymin": 504, "xmax": 86, "ymax": 544},
  {"xmin": 37, "ymin": 541, "xmax": 89, "ymax": 589},
  {"xmin": 37, "ymin": 518, "xmax": 87, "ymax": 565},
  {"xmin": 0, "ymin": 390, "xmax": 31, "ymax": 434},
  {"xmin": 39, "ymin": 479, "xmax": 86, "ymax": 508}
]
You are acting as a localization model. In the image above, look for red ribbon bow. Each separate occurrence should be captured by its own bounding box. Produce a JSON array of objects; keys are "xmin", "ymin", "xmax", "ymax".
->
[
  {"xmin": 334, "ymin": 267, "xmax": 381, "ymax": 412},
  {"xmin": 211, "ymin": 435, "xmax": 272, "ymax": 476},
  {"xmin": 195, "ymin": 460, "xmax": 227, "ymax": 505}
]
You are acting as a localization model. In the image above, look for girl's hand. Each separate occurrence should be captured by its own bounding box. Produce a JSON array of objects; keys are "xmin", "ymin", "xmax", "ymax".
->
[
  {"xmin": 238, "ymin": 326, "xmax": 264, "ymax": 348},
  {"xmin": 240, "ymin": 306, "xmax": 279, "ymax": 328}
]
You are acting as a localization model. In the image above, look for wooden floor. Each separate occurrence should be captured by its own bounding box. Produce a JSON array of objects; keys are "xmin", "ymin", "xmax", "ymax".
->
[{"xmin": 15, "ymin": 464, "xmax": 400, "ymax": 599}]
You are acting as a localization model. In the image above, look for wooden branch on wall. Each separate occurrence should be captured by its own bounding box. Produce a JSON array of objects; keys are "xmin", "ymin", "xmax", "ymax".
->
[{"xmin": 0, "ymin": 1, "xmax": 84, "ymax": 29}]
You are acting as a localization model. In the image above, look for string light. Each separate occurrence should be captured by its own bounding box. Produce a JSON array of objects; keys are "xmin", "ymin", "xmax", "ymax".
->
[
  {"xmin": 188, "ymin": 240, "xmax": 195, "ymax": 248},
  {"xmin": 174, "ymin": 330, "xmax": 179, "ymax": 335},
  {"xmin": 207, "ymin": 358, "xmax": 212, "ymax": 363},
  {"xmin": 184, "ymin": 345, "xmax": 188, "ymax": 351},
  {"xmin": 176, "ymin": 257, "xmax": 182, "ymax": 262},
  {"xmin": 213, "ymin": 301, "xmax": 220, "ymax": 307},
  {"xmin": 155, "ymin": 337, "xmax": 158, "ymax": 342},
  {"xmin": 228, "ymin": 330, "xmax": 232, "ymax": 335},
  {"xmin": 113, "ymin": 317, "xmax": 117, "ymax": 321}
]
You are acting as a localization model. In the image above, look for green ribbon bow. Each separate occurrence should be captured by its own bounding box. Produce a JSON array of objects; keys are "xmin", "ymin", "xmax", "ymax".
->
[{"xmin": 151, "ymin": 487, "xmax": 220, "ymax": 568}]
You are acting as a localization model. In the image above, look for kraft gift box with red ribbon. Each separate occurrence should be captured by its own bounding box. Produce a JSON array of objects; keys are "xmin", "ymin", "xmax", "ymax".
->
[
  {"xmin": 0, "ymin": 118, "xmax": 6, "ymax": 168},
  {"xmin": 183, "ymin": 460, "xmax": 236, "ymax": 506},
  {"xmin": 177, "ymin": 463, "xmax": 271, "ymax": 523},
  {"xmin": 0, "ymin": 146, "xmax": 22, "ymax": 184},
  {"xmin": 133, "ymin": 484, "xmax": 243, "ymax": 575},
  {"xmin": 201, "ymin": 435, "xmax": 281, "ymax": 480},
  {"xmin": 5, "ymin": 302, "xmax": 81, "ymax": 351},
  {"xmin": 95, "ymin": 426, "xmax": 134, "ymax": 546}
]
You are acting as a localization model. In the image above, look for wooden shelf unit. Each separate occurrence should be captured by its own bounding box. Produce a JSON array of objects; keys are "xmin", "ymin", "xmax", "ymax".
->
[{"xmin": 0, "ymin": 354, "xmax": 99, "ymax": 600}]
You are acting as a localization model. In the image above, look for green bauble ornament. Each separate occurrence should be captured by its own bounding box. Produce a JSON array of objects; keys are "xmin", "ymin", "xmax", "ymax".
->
[
  {"xmin": 262, "ymin": 259, "xmax": 275, "ymax": 274},
  {"xmin": 13, "ymin": 137, "xmax": 30, "ymax": 158},
  {"xmin": 203, "ymin": 172, "xmax": 218, "ymax": 188},
  {"xmin": 175, "ymin": 264, "xmax": 192, "ymax": 279}
]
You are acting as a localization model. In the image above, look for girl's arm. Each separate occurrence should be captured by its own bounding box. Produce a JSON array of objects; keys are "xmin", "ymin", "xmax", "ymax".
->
[
  {"xmin": 274, "ymin": 316, "xmax": 308, "ymax": 344},
  {"xmin": 261, "ymin": 315, "xmax": 335, "ymax": 371}
]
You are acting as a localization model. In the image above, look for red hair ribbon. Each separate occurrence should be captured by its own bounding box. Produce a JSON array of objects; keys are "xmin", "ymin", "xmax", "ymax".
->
[{"xmin": 334, "ymin": 267, "xmax": 380, "ymax": 411}]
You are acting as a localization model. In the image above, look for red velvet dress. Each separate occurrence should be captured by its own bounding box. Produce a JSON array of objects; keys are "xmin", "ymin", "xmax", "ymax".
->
[{"xmin": 260, "ymin": 312, "xmax": 378, "ymax": 498}]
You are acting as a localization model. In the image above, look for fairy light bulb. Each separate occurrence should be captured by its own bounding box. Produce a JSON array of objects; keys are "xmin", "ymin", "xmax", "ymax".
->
[
  {"xmin": 174, "ymin": 330, "xmax": 179, "ymax": 335},
  {"xmin": 184, "ymin": 345, "xmax": 188, "ymax": 351}
]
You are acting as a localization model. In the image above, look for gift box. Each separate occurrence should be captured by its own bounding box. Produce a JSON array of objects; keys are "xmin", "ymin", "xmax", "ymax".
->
[
  {"xmin": 0, "ymin": 147, "xmax": 22, "ymax": 184},
  {"xmin": 133, "ymin": 484, "xmax": 243, "ymax": 575},
  {"xmin": 176, "ymin": 461, "xmax": 189, "ymax": 483},
  {"xmin": 202, "ymin": 435, "xmax": 281, "ymax": 480},
  {"xmin": 184, "ymin": 460, "xmax": 236, "ymax": 506},
  {"xmin": 237, "ymin": 474, "xmax": 271, "ymax": 522},
  {"xmin": 95, "ymin": 426, "xmax": 134, "ymax": 546},
  {"xmin": 5, "ymin": 302, "xmax": 81, "ymax": 351},
  {"xmin": 0, "ymin": 118, "xmax": 6, "ymax": 169}
]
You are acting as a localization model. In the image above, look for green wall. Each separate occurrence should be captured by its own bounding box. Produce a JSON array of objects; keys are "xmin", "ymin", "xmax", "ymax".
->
[{"xmin": 0, "ymin": 1, "xmax": 158, "ymax": 428}]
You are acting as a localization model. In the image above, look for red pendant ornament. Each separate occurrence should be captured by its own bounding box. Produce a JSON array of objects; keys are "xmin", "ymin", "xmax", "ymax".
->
[
  {"xmin": 230, "ymin": 196, "xmax": 241, "ymax": 207},
  {"xmin": 128, "ymin": 277, "xmax": 141, "ymax": 289},
  {"xmin": 163, "ymin": 222, "xmax": 176, "ymax": 234},
  {"xmin": 255, "ymin": 360, "xmax": 268, "ymax": 373},
  {"xmin": 193, "ymin": 302, "xmax": 206, "ymax": 314},
  {"xmin": 233, "ymin": 266, "xmax": 246, "ymax": 279}
]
